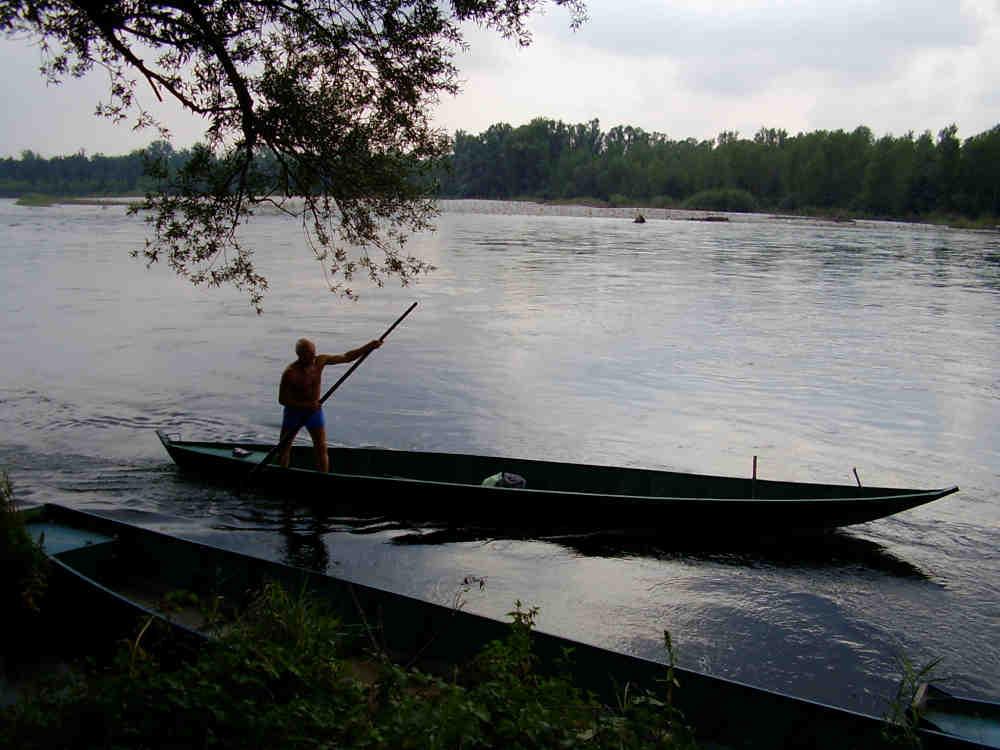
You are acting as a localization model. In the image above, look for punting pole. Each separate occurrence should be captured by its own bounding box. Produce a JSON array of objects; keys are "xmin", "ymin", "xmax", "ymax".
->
[
  {"xmin": 752, "ymin": 455, "xmax": 757, "ymax": 498},
  {"xmin": 853, "ymin": 467, "xmax": 862, "ymax": 487}
]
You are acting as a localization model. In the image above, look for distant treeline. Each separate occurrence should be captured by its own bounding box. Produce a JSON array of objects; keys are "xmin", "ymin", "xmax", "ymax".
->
[
  {"xmin": 438, "ymin": 119, "xmax": 1000, "ymax": 220},
  {"xmin": 0, "ymin": 142, "xmax": 184, "ymax": 197},
  {"xmin": 4, "ymin": 120, "xmax": 998, "ymax": 221}
]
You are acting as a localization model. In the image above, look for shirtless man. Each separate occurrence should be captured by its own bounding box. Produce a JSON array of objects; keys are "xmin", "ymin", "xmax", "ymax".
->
[{"xmin": 278, "ymin": 337, "xmax": 381, "ymax": 471}]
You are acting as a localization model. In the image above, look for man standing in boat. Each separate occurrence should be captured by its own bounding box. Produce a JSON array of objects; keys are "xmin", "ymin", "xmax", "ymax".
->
[{"xmin": 278, "ymin": 337, "xmax": 381, "ymax": 472}]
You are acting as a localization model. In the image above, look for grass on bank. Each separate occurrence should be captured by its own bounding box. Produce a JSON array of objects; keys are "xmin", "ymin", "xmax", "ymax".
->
[
  {"xmin": 882, "ymin": 654, "xmax": 944, "ymax": 749},
  {"xmin": 0, "ymin": 470, "xmax": 48, "ymax": 628},
  {"xmin": 1, "ymin": 583, "xmax": 697, "ymax": 750}
]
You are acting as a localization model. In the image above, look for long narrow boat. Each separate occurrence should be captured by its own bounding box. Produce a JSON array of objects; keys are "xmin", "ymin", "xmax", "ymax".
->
[
  {"xmin": 157, "ymin": 430, "xmax": 959, "ymax": 535},
  {"xmin": 24, "ymin": 503, "xmax": 997, "ymax": 749}
]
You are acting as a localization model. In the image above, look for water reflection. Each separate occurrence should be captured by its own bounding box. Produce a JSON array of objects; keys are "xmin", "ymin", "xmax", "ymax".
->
[
  {"xmin": 212, "ymin": 478, "xmax": 927, "ymax": 583},
  {"xmin": 279, "ymin": 502, "xmax": 331, "ymax": 573},
  {"xmin": 386, "ymin": 524, "xmax": 928, "ymax": 580},
  {"xmin": 217, "ymin": 467, "xmax": 930, "ymax": 583},
  {"xmin": 201, "ymin": 483, "xmax": 930, "ymax": 583}
]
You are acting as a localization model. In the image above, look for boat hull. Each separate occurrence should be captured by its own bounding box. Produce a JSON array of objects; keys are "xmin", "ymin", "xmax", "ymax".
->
[{"xmin": 157, "ymin": 431, "xmax": 959, "ymax": 535}]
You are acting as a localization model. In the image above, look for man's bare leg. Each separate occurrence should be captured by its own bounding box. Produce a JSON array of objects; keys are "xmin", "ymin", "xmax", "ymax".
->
[
  {"xmin": 278, "ymin": 428, "xmax": 299, "ymax": 468},
  {"xmin": 307, "ymin": 425, "xmax": 329, "ymax": 472}
]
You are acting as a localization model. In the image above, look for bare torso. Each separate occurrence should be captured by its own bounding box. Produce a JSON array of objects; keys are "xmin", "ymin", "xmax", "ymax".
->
[{"xmin": 279, "ymin": 361, "xmax": 325, "ymax": 410}]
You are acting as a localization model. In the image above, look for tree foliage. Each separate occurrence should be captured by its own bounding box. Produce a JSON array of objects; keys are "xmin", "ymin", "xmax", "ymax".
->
[
  {"xmin": 7, "ymin": 117, "xmax": 1000, "ymax": 228},
  {"xmin": 0, "ymin": 143, "xmax": 179, "ymax": 197},
  {"xmin": 437, "ymin": 117, "xmax": 1000, "ymax": 221},
  {"xmin": 1, "ymin": 0, "xmax": 585, "ymax": 310}
]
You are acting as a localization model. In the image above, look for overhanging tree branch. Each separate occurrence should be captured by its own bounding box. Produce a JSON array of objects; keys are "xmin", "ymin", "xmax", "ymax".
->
[{"xmin": 3, "ymin": 0, "xmax": 587, "ymax": 311}]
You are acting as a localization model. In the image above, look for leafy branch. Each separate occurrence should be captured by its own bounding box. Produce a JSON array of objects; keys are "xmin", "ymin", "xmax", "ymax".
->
[{"xmin": 2, "ymin": 0, "xmax": 586, "ymax": 311}]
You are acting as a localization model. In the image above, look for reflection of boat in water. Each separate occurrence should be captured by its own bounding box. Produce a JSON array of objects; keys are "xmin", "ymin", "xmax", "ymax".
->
[
  {"xmin": 158, "ymin": 431, "xmax": 959, "ymax": 539},
  {"xmin": 388, "ymin": 525, "xmax": 929, "ymax": 578},
  {"xmin": 25, "ymin": 502, "xmax": 997, "ymax": 750}
]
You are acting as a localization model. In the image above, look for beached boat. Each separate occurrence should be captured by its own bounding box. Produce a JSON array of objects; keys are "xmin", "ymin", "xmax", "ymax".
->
[
  {"xmin": 23, "ymin": 502, "xmax": 996, "ymax": 749},
  {"xmin": 157, "ymin": 431, "xmax": 958, "ymax": 535}
]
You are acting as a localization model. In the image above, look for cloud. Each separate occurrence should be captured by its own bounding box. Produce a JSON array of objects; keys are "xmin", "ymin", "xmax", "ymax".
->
[
  {"xmin": 435, "ymin": 0, "xmax": 999, "ymax": 141},
  {"xmin": 2, "ymin": 0, "xmax": 998, "ymax": 155},
  {"xmin": 534, "ymin": 0, "xmax": 981, "ymax": 95},
  {"xmin": 804, "ymin": 14, "xmax": 1000, "ymax": 139},
  {"xmin": 0, "ymin": 37, "xmax": 207, "ymax": 156}
]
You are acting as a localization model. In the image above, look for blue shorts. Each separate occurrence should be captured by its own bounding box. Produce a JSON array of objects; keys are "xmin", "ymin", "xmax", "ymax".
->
[{"xmin": 281, "ymin": 406, "xmax": 325, "ymax": 432}]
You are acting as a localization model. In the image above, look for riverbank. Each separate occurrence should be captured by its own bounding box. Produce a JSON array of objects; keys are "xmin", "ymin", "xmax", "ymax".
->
[
  {"xmin": 437, "ymin": 197, "xmax": 1000, "ymax": 230},
  {"xmin": 2, "ymin": 583, "xmax": 698, "ymax": 749},
  {"xmin": 14, "ymin": 193, "xmax": 140, "ymax": 207},
  {"xmin": 12, "ymin": 192, "xmax": 998, "ymax": 231},
  {"xmin": 3, "ymin": 584, "xmax": 703, "ymax": 749},
  {"xmin": 535, "ymin": 196, "xmax": 999, "ymax": 231}
]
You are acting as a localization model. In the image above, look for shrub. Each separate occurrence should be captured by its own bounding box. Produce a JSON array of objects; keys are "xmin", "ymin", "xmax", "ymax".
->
[
  {"xmin": 683, "ymin": 188, "xmax": 757, "ymax": 213},
  {"xmin": 0, "ymin": 470, "xmax": 49, "ymax": 630},
  {"xmin": 777, "ymin": 193, "xmax": 802, "ymax": 211},
  {"xmin": 2, "ymin": 587, "xmax": 697, "ymax": 749}
]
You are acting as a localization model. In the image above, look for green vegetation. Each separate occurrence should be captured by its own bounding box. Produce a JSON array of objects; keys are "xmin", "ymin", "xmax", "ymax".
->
[
  {"xmin": 438, "ymin": 119, "xmax": 1000, "ymax": 224},
  {"xmin": 0, "ymin": 470, "xmax": 48, "ymax": 636},
  {"xmin": 682, "ymin": 188, "xmax": 758, "ymax": 213},
  {"xmin": 882, "ymin": 654, "xmax": 943, "ymax": 748},
  {"xmin": 1, "ymin": 584, "xmax": 696, "ymax": 749},
  {"xmin": 1, "ymin": 149, "xmax": 157, "ymax": 199}
]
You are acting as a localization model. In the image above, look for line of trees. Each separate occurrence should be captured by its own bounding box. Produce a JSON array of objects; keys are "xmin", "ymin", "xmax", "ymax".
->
[
  {"xmin": 0, "ymin": 141, "xmax": 186, "ymax": 197},
  {"xmin": 438, "ymin": 119, "xmax": 1000, "ymax": 220},
  {"xmin": 3, "ymin": 119, "xmax": 998, "ymax": 221}
]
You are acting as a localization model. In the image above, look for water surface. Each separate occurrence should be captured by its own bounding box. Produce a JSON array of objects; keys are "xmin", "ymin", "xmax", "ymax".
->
[{"xmin": 1, "ymin": 199, "xmax": 997, "ymax": 715}]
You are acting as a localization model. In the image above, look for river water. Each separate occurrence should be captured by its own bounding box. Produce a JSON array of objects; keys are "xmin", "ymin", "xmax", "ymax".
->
[{"xmin": 1, "ymin": 198, "xmax": 997, "ymax": 715}]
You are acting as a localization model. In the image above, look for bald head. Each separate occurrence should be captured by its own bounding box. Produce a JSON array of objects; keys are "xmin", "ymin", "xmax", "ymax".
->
[{"xmin": 295, "ymin": 338, "xmax": 316, "ymax": 364}]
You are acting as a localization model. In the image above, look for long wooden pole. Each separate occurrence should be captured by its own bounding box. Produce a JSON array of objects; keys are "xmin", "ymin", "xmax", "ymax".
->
[{"xmin": 248, "ymin": 302, "xmax": 418, "ymax": 478}]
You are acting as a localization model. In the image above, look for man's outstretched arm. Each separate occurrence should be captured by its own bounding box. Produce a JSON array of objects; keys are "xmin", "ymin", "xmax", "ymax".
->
[{"xmin": 316, "ymin": 340, "xmax": 381, "ymax": 367}]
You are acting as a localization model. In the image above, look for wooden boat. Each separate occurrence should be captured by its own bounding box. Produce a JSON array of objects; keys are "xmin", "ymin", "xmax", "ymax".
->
[
  {"xmin": 23, "ymin": 502, "xmax": 996, "ymax": 749},
  {"xmin": 157, "ymin": 431, "xmax": 959, "ymax": 535}
]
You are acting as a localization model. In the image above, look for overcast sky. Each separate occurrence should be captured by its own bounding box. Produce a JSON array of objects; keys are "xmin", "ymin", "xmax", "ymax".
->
[{"xmin": 2, "ymin": 0, "xmax": 998, "ymax": 157}]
